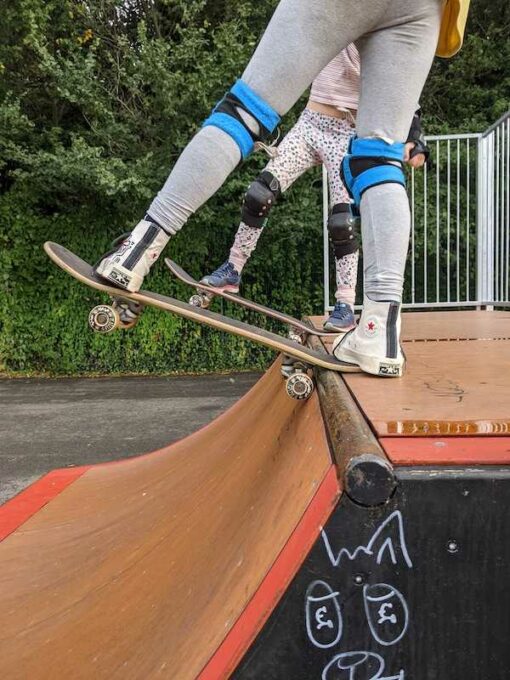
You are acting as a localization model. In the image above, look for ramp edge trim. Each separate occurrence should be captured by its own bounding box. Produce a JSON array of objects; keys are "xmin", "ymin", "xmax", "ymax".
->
[
  {"xmin": 197, "ymin": 464, "xmax": 340, "ymax": 680},
  {"xmin": 0, "ymin": 467, "xmax": 90, "ymax": 541},
  {"xmin": 382, "ymin": 436, "xmax": 510, "ymax": 465}
]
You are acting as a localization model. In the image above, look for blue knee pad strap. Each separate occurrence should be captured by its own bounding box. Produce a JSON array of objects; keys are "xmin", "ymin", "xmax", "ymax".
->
[
  {"xmin": 203, "ymin": 80, "xmax": 280, "ymax": 160},
  {"xmin": 341, "ymin": 138, "xmax": 406, "ymax": 206},
  {"xmin": 230, "ymin": 81, "xmax": 280, "ymax": 133},
  {"xmin": 203, "ymin": 112, "xmax": 254, "ymax": 159}
]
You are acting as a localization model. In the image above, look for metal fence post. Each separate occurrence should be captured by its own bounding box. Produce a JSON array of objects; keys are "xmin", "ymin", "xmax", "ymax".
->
[{"xmin": 477, "ymin": 131, "xmax": 495, "ymax": 306}]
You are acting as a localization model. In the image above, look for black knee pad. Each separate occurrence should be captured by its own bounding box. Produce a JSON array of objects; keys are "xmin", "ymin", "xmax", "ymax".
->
[
  {"xmin": 328, "ymin": 203, "xmax": 360, "ymax": 258},
  {"xmin": 241, "ymin": 170, "xmax": 281, "ymax": 228}
]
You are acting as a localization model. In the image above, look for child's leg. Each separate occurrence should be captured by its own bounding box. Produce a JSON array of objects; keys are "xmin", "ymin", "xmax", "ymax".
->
[
  {"xmin": 319, "ymin": 117, "xmax": 359, "ymax": 308},
  {"xmin": 226, "ymin": 111, "xmax": 321, "ymax": 273}
]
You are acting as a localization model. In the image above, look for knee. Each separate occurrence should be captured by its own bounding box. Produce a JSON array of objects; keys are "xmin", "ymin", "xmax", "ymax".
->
[
  {"xmin": 341, "ymin": 137, "xmax": 406, "ymax": 208},
  {"xmin": 328, "ymin": 203, "xmax": 360, "ymax": 258},
  {"xmin": 241, "ymin": 171, "xmax": 281, "ymax": 228},
  {"xmin": 202, "ymin": 80, "xmax": 280, "ymax": 160}
]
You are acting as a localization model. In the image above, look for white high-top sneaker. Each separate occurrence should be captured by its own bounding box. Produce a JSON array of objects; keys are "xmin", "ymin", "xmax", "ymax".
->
[
  {"xmin": 332, "ymin": 296, "xmax": 405, "ymax": 377},
  {"xmin": 95, "ymin": 216, "xmax": 170, "ymax": 292}
]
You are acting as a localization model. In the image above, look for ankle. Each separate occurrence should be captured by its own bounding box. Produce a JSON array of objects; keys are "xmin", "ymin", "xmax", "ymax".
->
[
  {"xmin": 227, "ymin": 254, "xmax": 246, "ymax": 274},
  {"xmin": 365, "ymin": 293, "xmax": 402, "ymax": 304}
]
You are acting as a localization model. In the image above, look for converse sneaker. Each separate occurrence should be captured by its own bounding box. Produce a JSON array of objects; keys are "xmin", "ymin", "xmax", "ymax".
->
[
  {"xmin": 95, "ymin": 215, "xmax": 170, "ymax": 292},
  {"xmin": 332, "ymin": 296, "xmax": 405, "ymax": 377}
]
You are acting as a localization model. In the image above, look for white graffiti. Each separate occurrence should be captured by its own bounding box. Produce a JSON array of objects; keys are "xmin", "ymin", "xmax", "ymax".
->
[
  {"xmin": 322, "ymin": 651, "xmax": 405, "ymax": 680},
  {"xmin": 321, "ymin": 511, "xmax": 413, "ymax": 570},
  {"xmin": 378, "ymin": 604, "xmax": 397, "ymax": 625},
  {"xmin": 363, "ymin": 584, "xmax": 409, "ymax": 647},
  {"xmin": 305, "ymin": 580, "xmax": 343, "ymax": 649},
  {"xmin": 317, "ymin": 607, "xmax": 335, "ymax": 630}
]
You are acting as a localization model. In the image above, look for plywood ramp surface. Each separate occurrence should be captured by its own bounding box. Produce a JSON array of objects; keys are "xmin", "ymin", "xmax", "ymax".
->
[
  {"xmin": 398, "ymin": 310, "xmax": 510, "ymax": 342},
  {"xmin": 345, "ymin": 337, "xmax": 510, "ymax": 436},
  {"xmin": 310, "ymin": 311, "xmax": 510, "ymax": 437},
  {"xmin": 0, "ymin": 361, "xmax": 334, "ymax": 679}
]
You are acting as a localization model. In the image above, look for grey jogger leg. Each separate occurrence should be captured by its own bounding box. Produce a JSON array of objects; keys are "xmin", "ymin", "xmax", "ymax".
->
[{"xmin": 356, "ymin": 1, "xmax": 443, "ymax": 300}]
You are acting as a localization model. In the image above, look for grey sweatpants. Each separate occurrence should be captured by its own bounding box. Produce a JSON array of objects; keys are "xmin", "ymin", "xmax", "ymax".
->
[{"xmin": 149, "ymin": 0, "xmax": 443, "ymax": 301}]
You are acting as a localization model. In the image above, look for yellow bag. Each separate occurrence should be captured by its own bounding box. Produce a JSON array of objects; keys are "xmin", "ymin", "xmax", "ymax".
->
[{"xmin": 436, "ymin": 0, "xmax": 471, "ymax": 57}]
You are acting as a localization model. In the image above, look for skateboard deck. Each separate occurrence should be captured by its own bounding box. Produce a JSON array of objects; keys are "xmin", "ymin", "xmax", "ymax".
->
[
  {"xmin": 44, "ymin": 243, "xmax": 360, "ymax": 375},
  {"xmin": 165, "ymin": 258, "xmax": 333, "ymax": 339}
]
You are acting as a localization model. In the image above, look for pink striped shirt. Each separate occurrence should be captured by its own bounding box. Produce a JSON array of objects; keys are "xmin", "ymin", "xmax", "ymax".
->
[{"xmin": 309, "ymin": 45, "xmax": 360, "ymax": 111}]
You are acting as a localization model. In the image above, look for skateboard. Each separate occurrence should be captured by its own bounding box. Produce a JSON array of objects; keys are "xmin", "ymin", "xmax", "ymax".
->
[
  {"xmin": 164, "ymin": 258, "xmax": 333, "ymax": 344},
  {"xmin": 44, "ymin": 242, "xmax": 360, "ymax": 400}
]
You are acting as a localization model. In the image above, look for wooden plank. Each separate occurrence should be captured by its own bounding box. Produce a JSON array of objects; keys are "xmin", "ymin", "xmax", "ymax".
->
[{"xmin": 398, "ymin": 310, "xmax": 510, "ymax": 342}]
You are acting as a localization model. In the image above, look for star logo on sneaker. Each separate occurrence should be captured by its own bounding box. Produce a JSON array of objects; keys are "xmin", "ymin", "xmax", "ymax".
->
[{"xmin": 364, "ymin": 317, "xmax": 379, "ymax": 337}]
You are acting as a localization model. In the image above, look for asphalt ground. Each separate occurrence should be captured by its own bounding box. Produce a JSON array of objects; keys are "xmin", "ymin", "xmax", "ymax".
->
[{"xmin": 0, "ymin": 373, "xmax": 261, "ymax": 505}]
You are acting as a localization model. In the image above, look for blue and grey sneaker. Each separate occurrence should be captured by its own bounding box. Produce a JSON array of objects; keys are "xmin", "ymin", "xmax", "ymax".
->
[
  {"xmin": 323, "ymin": 302, "xmax": 356, "ymax": 333},
  {"xmin": 200, "ymin": 261, "xmax": 241, "ymax": 293}
]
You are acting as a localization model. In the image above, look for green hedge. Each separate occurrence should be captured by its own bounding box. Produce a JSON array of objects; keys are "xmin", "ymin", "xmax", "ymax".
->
[{"xmin": 0, "ymin": 0, "xmax": 507, "ymax": 374}]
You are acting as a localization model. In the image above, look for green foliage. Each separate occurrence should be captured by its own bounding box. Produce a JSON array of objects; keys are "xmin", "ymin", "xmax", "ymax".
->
[
  {"xmin": 0, "ymin": 0, "xmax": 507, "ymax": 374},
  {"xmin": 425, "ymin": 2, "xmax": 510, "ymax": 132}
]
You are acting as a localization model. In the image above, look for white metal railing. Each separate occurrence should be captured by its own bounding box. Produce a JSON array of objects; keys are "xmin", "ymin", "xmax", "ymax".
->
[
  {"xmin": 323, "ymin": 112, "xmax": 510, "ymax": 312},
  {"xmin": 478, "ymin": 112, "xmax": 510, "ymax": 306}
]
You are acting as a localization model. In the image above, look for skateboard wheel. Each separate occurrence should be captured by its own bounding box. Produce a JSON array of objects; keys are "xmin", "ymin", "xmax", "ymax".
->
[
  {"xmin": 285, "ymin": 373, "xmax": 314, "ymax": 400},
  {"xmin": 88, "ymin": 305, "xmax": 120, "ymax": 333}
]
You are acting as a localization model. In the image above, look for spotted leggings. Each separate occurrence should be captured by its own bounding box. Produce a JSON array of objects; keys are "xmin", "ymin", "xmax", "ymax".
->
[{"xmin": 229, "ymin": 108, "xmax": 359, "ymax": 306}]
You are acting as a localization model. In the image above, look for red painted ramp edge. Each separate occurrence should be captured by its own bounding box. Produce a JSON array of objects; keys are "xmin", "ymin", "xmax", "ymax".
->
[
  {"xmin": 0, "ymin": 466, "xmax": 90, "ymax": 541},
  {"xmin": 198, "ymin": 464, "xmax": 340, "ymax": 680},
  {"xmin": 382, "ymin": 437, "xmax": 510, "ymax": 466}
]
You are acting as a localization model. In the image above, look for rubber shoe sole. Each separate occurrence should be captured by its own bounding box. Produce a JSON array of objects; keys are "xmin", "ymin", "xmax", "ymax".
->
[{"xmin": 333, "ymin": 344, "xmax": 405, "ymax": 377}]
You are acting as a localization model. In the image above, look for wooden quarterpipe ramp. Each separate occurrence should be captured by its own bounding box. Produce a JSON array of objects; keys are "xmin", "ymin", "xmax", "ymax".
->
[
  {"xmin": 1, "ymin": 310, "xmax": 510, "ymax": 679},
  {"xmin": 0, "ymin": 360, "xmax": 340, "ymax": 679}
]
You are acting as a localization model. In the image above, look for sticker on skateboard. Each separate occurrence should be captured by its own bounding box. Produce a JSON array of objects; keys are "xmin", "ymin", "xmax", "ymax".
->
[{"xmin": 44, "ymin": 243, "xmax": 360, "ymax": 399}]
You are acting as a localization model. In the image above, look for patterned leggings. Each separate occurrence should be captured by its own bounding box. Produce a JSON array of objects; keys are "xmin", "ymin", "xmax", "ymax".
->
[{"xmin": 229, "ymin": 108, "xmax": 359, "ymax": 306}]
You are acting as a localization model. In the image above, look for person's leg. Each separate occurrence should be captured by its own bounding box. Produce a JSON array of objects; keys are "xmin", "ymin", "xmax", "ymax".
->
[
  {"xmin": 333, "ymin": 0, "xmax": 443, "ymax": 375},
  {"xmin": 226, "ymin": 110, "xmax": 321, "ymax": 276},
  {"xmin": 96, "ymin": 0, "xmax": 380, "ymax": 292},
  {"xmin": 199, "ymin": 111, "xmax": 320, "ymax": 292},
  {"xmin": 314, "ymin": 115, "xmax": 359, "ymax": 332},
  {"xmin": 322, "ymin": 116, "xmax": 360, "ymax": 301}
]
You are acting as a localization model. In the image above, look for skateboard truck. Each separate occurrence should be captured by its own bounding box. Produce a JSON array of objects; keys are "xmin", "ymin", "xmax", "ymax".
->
[
  {"xmin": 189, "ymin": 290, "xmax": 214, "ymax": 309},
  {"xmin": 288, "ymin": 326, "xmax": 305, "ymax": 345}
]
